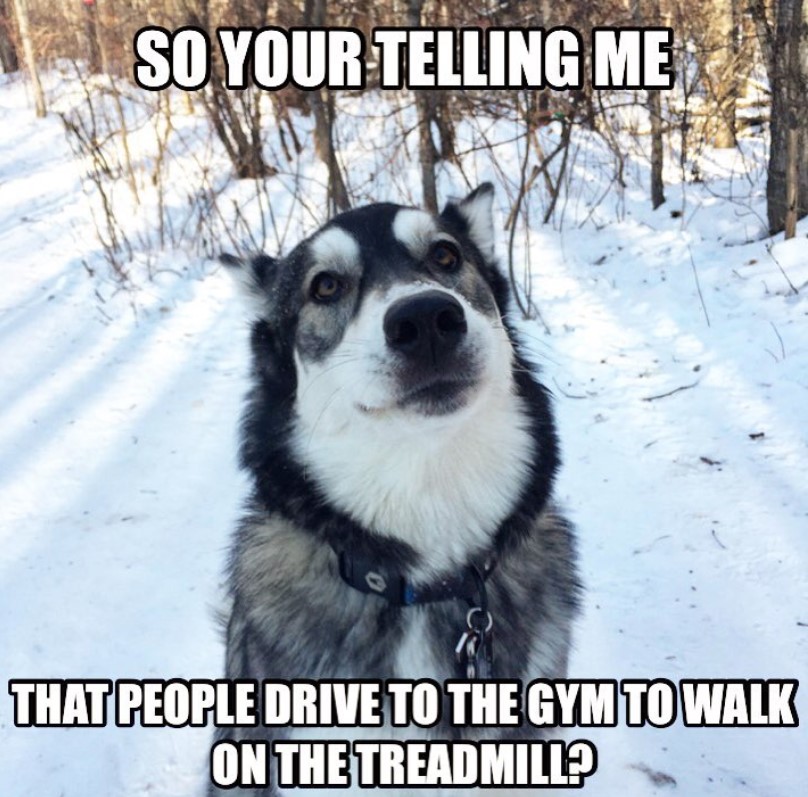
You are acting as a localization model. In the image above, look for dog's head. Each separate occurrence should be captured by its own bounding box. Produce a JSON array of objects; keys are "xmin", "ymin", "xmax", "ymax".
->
[
  {"xmin": 227, "ymin": 184, "xmax": 513, "ymax": 426},
  {"xmin": 227, "ymin": 185, "xmax": 554, "ymax": 565}
]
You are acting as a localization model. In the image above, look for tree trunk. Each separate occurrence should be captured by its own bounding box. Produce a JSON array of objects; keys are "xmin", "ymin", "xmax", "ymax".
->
[
  {"xmin": 785, "ymin": 127, "xmax": 799, "ymax": 238},
  {"xmin": 310, "ymin": 88, "xmax": 350, "ymax": 212},
  {"xmin": 306, "ymin": 0, "xmax": 349, "ymax": 212},
  {"xmin": 767, "ymin": 0, "xmax": 808, "ymax": 235},
  {"xmin": 11, "ymin": 0, "xmax": 45, "ymax": 117},
  {"xmin": 635, "ymin": 0, "xmax": 665, "ymax": 208},
  {"xmin": 83, "ymin": 0, "xmax": 102, "ymax": 74},
  {"xmin": 710, "ymin": 0, "xmax": 740, "ymax": 148},
  {"xmin": 407, "ymin": 0, "xmax": 438, "ymax": 212},
  {"xmin": 0, "ymin": 0, "xmax": 19, "ymax": 73},
  {"xmin": 649, "ymin": 89, "xmax": 666, "ymax": 208},
  {"xmin": 750, "ymin": 0, "xmax": 775, "ymax": 78},
  {"xmin": 416, "ymin": 93, "xmax": 439, "ymax": 213}
]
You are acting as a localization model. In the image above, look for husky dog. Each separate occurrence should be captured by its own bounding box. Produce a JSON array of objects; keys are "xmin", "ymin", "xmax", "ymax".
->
[{"xmin": 213, "ymin": 184, "xmax": 579, "ymax": 795}]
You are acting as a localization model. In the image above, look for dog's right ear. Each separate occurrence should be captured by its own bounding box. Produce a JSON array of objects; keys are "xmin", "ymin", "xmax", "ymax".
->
[
  {"xmin": 440, "ymin": 183, "xmax": 496, "ymax": 261},
  {"xmin": 220, "ymin": 252, "xmax": 276, "ymax": 317}
]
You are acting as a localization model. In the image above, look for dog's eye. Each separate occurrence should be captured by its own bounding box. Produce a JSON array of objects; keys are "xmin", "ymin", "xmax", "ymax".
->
[
  {"xmin": 429, "ymin": 241, "xmax": 461, "ymax": 272},
  {"xmin": 310, "ymin": 272, "xmax": 343, "ymax": 303}
]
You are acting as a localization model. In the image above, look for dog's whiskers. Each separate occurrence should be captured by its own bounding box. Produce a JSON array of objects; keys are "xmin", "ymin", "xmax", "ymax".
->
[
  {"xmin": 302, "ymin": 385, "xmax": 345, "ymax": 462},
  {"xmin": 297, "ymin": 357, "xmax": 362, "ymax": 401}
]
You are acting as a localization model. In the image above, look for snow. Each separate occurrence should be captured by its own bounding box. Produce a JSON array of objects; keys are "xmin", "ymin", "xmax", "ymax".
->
[{"xmin": 1, "ymin": 72, "xmax": 806, "ymax": 796}]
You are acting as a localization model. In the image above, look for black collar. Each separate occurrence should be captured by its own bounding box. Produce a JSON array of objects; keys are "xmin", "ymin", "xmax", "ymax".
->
[
  {"xmin": 336, "ymin": 547, "xmax": 497, "ymax": 607},
  {"xmin": 334, "ymin": 543, "xmax": 498, "ymax": 679}
]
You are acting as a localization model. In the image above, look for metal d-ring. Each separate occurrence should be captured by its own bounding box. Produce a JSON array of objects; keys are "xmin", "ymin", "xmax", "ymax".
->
[{"xmin": 466, "ymin": 606, "xmax": 493, "ymax": 633}]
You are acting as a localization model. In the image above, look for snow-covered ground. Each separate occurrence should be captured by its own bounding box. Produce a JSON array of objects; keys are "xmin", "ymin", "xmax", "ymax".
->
[{"xmin": 1, "ymin": 72, "xmax": 806, "ymax": 797}]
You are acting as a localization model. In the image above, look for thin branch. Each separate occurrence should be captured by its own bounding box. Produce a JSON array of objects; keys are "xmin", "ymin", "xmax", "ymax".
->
[
  {"xmin": 766, "ymin": 245, "xmax": 799, "ymax": 295},
  {"xmin": 688, "ymin": 245, "xmax": 711, "ymax": 327},
  {"xmin": 507, "ymin": 92, "xmax": 534, "ymax": 319},
  {"xmin": 642, "ymin": 381, "xmax": 700, "ymax": 402},
  {"xmin": 770, "ymin": 321, "xmax": 786, "ymax": 360}
]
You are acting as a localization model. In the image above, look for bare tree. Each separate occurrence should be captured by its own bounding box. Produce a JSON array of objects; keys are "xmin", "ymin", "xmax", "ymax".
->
[
  {"xmin": 760, "ymin": 0, "xmax": 808, "ymax": 235},
  {"xmin": 0, "ymin": 0, "xmax": 19, "ymax": 72},
  {"xmin": 306, "ymin": 0, "xmax": 350, "ymax": 212},
  {"xmin": 704, "ymin": 0, "xmax": 742, "ymax": 148},
  {"xmin": 185, "ymin": 0, "xmax": 274, "ymax": 180},
  {"xmin": 634, "ymin": 0, "xmax": 665, "ymax": 208},
  {"xmin": 648, "ymin": 0, "xmax": 665, "ymax": 209},
  {"xmin": 407, "ymin": 0, "xmax": 438, "ymax": 213},
  {"xmin": 83, "ymin": 0, "xmax": 101, "ymax": 74},
  {"xmin": 11, "ymin": 0, "xmax": 45, "ymax": 116}
]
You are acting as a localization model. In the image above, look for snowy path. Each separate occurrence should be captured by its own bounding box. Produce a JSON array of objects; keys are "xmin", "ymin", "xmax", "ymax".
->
[
  {"xmin": 0, "ymin": 80, "xmax": 250, "ymax": 795},
  {"xmin": 1, "ymin": 77, "xmax": 806, "ymax": 796},
  {"xmin": 529, "ymin": 216, "xmax": 808, "ymax": 793}
]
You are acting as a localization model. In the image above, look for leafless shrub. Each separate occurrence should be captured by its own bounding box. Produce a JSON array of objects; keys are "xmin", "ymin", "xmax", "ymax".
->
[{"xmin": 11, "ymin": 0, "xmax": 799, "ymax": 300}]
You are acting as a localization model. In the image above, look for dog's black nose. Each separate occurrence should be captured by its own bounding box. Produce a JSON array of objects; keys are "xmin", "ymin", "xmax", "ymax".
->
[{"xmin": 384, "ymin": 290, "xmax": 467, "ymax": 361}]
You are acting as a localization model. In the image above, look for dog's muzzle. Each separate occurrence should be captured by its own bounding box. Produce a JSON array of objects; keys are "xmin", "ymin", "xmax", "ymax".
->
[
  {"xmin": 383, "ymin": 290, "xmax": 467, "ymax": 364},
  {"xmin": 383, "ymin": 290, "xmax": 476, "ymax": 415}
]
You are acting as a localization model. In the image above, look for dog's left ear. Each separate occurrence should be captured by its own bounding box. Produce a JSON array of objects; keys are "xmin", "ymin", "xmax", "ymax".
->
[
  {"xmin": 440, "ymin": 182, "xmax": 495, "ymax": 260},
  {"xmin": 220, "ymin": 252, "xmax": 277, "ymax": 311}
]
